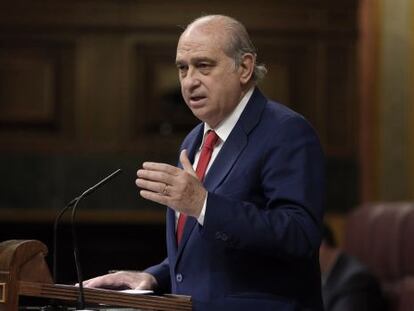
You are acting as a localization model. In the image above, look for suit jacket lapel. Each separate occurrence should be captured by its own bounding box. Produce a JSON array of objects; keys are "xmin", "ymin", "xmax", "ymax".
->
[
  {"xmin": 204, "ymin": 87, "xmax": 266, "ymax": 191},
  {"xmin": 203, "ymin": 124, "xmax": 247, "ymax": 191},
  {"xmin": 176, "ymin": 216, "xmax": 197, "ymax": 255},
  {"xmin": 182, "ymin": 124, "xmax": 204, "ymax": 165},
  {"xmin": 166, "ymin": 208, "xmax": 178, "ymax": 258}
]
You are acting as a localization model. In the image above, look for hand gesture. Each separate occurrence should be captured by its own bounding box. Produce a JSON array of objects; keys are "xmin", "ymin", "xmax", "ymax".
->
[{"xmin": 136, "ymin": 150, "xmax": 206, "ymax": 217}]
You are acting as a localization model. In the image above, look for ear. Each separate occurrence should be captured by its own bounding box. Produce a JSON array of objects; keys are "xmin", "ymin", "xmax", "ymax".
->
[{"xmin": 238, "ymin": 53, "xmax": 255, "ymax": 84}]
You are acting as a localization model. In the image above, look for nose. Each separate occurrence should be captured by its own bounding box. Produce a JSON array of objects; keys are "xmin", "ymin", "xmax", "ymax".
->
[{"xmin": 181, "ymin": 68, "xmax": 201, "ymax": 90}]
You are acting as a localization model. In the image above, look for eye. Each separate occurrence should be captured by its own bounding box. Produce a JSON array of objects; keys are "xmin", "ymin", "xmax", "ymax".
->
[
  {"xmin": 177, "ymin": 64, "xmax": 188, "ymax": 76},
  {"xmin": 197, "ymin": 62, "xmax": 212, "ymax": 74},
  {"xmin": 177, "ymin": 64, "xmax": 187, "ymax": 71}
]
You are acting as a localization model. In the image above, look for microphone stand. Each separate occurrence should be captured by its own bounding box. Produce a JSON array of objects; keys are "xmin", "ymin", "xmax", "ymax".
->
[
  {"xmin": 52, "ymin": 169, "xmax": 122, "ymax": 311},
  {"xmin": 71, "ymin": 197, "xmax": 86, "ymax": 310},
  {"xmin": 47, "ymin": 198, "xmax": 78, "ymax": 311},
  {"xmin": 53, "ymin": 197, "xmax": 78, "ymax": 283}
]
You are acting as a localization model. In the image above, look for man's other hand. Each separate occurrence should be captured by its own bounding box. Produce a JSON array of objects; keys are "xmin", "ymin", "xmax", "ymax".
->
[{"xmin": 82, "ymin": 271, "xmax": 158, "ymax": 290}]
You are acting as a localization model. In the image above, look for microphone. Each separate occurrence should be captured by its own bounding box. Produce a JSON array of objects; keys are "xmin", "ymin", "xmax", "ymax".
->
[
  {"xmin": 52, "ymin": 169, "xmax": 122, "ymax": 310},
  {"xmin": 71, "ymin": 169, "xmax": 122, "ymax": 310}
]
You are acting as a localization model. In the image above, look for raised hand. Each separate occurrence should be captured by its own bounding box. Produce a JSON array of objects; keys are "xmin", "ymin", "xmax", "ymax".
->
[{"xmin": 136, "ymin": 150, "xmax": 206, "ymax": 217}]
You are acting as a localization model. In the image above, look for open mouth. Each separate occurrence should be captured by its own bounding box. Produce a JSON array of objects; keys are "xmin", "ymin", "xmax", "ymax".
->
[{"xmin": 189, "ymin": 96, "xmax": 206, "ymax": 106}]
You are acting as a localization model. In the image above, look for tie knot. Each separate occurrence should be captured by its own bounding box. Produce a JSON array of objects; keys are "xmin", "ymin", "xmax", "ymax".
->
[{"xmin": 204, "ymin": 130, "xmax": 219, "ymax": 150}]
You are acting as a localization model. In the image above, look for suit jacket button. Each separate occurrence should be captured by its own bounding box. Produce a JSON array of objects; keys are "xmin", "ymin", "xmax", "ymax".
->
[{"xmin": 176, "ymin": 273, "xmax": 183, "ymax": 283}]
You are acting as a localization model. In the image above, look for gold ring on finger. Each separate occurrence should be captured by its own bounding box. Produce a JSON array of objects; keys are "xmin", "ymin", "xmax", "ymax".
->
[{"xmin": 162, "ymin": 183, "xmax": 169, "ymax": 195}]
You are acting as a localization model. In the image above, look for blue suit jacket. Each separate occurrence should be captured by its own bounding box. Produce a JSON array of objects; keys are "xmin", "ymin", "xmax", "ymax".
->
[{"xmin": 146, "ymin": 88, "xmax": 325, "ymax": 310}]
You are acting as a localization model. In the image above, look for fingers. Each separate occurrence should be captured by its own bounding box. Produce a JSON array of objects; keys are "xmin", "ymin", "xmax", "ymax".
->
[
  {"xmin": 180, "ymin": 149, "xmax": 197, "ymax": 177},
  {"xmin": 136, "ymin": 176, "xmax": 167, "ymax": 194},
  {"xmin": 142, "ymin": 162, "xmax": 178, "ymax": 175},
  {"xmin": 137, "ymin": 169, "xmax": 173, "ymax": 185},
  {"xmin": 136, "ymin": 151, "xmax": 194, "ymax": 195},
  {"xmin": 138, "ymin": 149, "xmax": 194, "ymax": 178},
  {"xmin": 139, "ymin": 189, "xmax": 168, "ymax": 206},
  {"xmin": 82, "ymin": 274, "xmax": 117, "ymax": 289},
  {"xmin": 82, "ymin": 272, "xmax": 157, "ymax": 290},
  {"xmin": 136, "ymin": 165, "xmax": 174, "ymax": 196},
  {"xmin": 135, "ymin": 153, "xmax": 205, "ymax": 216}
]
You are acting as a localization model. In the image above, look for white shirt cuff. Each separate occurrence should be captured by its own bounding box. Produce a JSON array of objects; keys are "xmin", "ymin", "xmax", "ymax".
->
[{"xmin": 197, "ymin": 193, "xmax": 208, "ymax": 225}]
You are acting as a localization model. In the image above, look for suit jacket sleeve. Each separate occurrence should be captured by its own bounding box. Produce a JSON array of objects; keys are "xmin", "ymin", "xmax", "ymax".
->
[
  {"xmin": 144, "ymin": 257, "xmax": 171, "ymax": 293},
  {"xmin": 201, "ymin": 115, "xmax": 325, "ymax": 259}
]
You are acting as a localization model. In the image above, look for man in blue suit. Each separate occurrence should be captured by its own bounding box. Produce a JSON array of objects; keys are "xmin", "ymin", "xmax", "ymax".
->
[{"xmin": 84, "ymin": 14, "xmax": 325, "ymax": 310}]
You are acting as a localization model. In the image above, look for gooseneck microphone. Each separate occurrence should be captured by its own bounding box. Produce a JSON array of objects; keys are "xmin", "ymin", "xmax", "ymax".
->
[
  {"xmin": 52, "ymin": 169, "xmax": 122, "ymax": 310},
  {"xmin": 71, "ymin": 169, "xmax": 122, "ymax": 310}
]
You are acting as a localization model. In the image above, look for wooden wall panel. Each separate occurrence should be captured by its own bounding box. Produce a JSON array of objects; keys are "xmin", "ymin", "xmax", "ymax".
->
[
  {"xmin": 378, "ymin": 0, "xmax": 411, "ymax": 200},
  {"xmin": 0, "ymin": 0, "xmax": 359, "ymax": 213},
  {"xmin": 0, "ymin": 39, "xmax": 75, "ymax": 151},
  {"xmin": 325, "ymin": 43, "xmax": 356, "ymax": 156},
  {"xmin": 0, "ymin": 1, "xmax": 358, "ymax": 32},
  {"xmin": 0, "ymin": 49, "xmax": 55, "ymax": 124},
  {"xmin": 0, "ymin": 42, "xmax": 72, "ymax": 129},
  {"xmin": 410, "ymin": 0, "xmax": 414, "ymax": 200},
  {"xmin": 0, "ymin": 1, "xmax": 358, "ymax": 155},
  {"xmin": 133, "ymin": 43, "xmax": 196, "ymax": 138}
]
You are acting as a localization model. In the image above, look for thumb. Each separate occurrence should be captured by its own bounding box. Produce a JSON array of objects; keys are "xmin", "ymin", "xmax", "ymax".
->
[{"xmin": 180, "ymin": 149, "xmax": 197, "ymax": 177}]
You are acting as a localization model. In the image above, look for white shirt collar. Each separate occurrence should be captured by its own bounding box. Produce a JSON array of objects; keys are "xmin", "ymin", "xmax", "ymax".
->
[{"xmin": 201, "ymin": 87, "xmax": 254, "ymax": 146}]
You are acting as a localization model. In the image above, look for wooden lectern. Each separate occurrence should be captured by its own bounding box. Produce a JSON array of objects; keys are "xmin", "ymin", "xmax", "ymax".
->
[{"xmin": 0, "ymin": 240, "xmax": 191, "ymax": 311}]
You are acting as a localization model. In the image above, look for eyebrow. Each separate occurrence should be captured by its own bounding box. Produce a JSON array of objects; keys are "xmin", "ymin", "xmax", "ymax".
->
[
  {"xmin": 175, "ymin": 57, "xmax": 216, "ymax": 66},
  {"xmin": 175, "ymin": 60, "xmax": 185, "ymax": 66}
]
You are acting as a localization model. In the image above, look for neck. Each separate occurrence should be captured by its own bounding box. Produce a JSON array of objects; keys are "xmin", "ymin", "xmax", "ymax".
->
[
  {"xmin": 240, "ymin": 81, "xmax": 255, "ymax": 99},
  {"xmin": 206, "ymin": 84, "xmax": 255, "ymax": 129}
]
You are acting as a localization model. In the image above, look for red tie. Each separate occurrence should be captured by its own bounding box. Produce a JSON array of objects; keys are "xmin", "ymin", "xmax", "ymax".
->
[{"xmin": 176, "ymin": 130, "xmax": 219, "ymax": 244}]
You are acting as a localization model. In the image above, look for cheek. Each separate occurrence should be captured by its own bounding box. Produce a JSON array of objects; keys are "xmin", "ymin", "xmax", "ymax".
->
[
  {"xmin": 215, "ymin": 80, "xmax": 237, "ymax": 100},
  {"xmin": 206, "ymin": 80, "xmax": 225, "ymax": 95},
  {"xmin": 180, "ymin": 83, "xmax": 189, "ymax": 98}
]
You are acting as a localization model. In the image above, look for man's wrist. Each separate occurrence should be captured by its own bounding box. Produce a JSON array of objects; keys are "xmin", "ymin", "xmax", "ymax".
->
[
  {"xmin": 142, "ymin": 272, "xmax": 159, "ymax": 289},
  {"xmin": 197, "ymin": 192, "xmax": 208, "ymax": 225}
]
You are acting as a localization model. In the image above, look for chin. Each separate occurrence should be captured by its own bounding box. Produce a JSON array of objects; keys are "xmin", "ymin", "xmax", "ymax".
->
[{"xmin": 190, "ymin": 108, "xmax": 207, "ymax": 120}]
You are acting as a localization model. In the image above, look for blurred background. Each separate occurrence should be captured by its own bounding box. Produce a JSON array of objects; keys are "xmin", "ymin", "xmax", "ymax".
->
[{"xmin": 0, "ymin": 0, "xmax": 413, "ymax": 290}]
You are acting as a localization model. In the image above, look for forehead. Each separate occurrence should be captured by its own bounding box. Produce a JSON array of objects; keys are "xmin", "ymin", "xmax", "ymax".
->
[{"xmin": 176, "ymin": 28, "xmax": 227, "ymax": 61}]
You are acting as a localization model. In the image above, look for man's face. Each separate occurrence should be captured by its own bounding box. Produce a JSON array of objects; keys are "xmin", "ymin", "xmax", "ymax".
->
[{"xmin": 176, "ymin": 27, "xmax": 245, "ymax": 128}]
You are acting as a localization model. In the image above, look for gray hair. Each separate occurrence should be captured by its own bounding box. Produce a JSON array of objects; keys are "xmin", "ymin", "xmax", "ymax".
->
[{"xmin": 185, "ymin": 15, "xmax": 267, "ymax": 83}]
